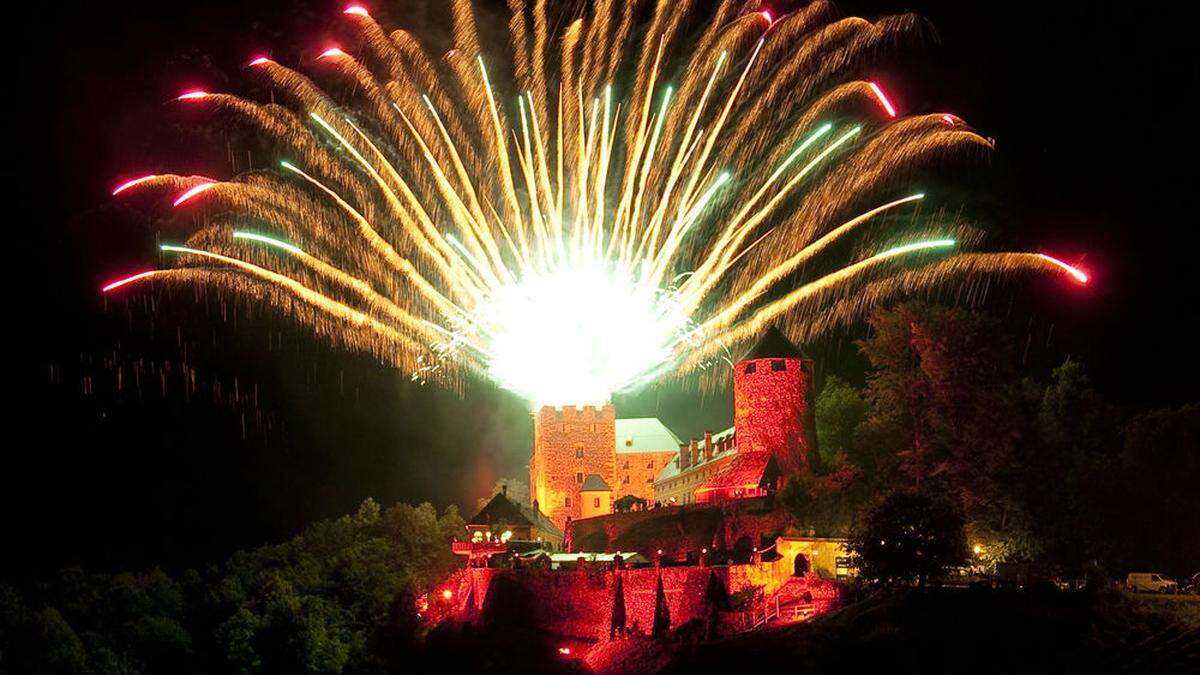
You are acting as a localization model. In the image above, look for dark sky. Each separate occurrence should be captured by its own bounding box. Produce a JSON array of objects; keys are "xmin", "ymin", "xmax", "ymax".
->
[{"xmin": 10, "ymin": 1, "xmax": 1199, "ymax": 574}]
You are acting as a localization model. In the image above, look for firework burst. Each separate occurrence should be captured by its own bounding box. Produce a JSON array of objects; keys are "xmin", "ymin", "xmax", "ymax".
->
[{"xmin": 105, "ymin": 0, "xmax": 1087, "ymax": 407}]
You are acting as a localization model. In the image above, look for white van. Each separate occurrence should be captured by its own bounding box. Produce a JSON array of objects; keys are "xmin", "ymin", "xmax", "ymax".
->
[{"xmin": 1126, "ymin": 572, "xmax": 1178, "ymax": 593}]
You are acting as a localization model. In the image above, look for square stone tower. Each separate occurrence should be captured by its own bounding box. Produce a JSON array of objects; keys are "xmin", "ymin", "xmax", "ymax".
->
[{"xmin": 529, "ymin": 404, "xmax": 617, "ymax": 529}]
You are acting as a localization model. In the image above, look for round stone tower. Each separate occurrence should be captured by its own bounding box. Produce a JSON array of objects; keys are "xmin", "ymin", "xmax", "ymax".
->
[{"xmin": 732, "ymin": 326, "xmax": 817, "ymax": 475}]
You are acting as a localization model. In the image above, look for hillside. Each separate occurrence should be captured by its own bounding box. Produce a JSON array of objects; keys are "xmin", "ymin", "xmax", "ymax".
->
[{"xmin": 656, "ymin": 589, "xmax": 1199, "ymax": 675}]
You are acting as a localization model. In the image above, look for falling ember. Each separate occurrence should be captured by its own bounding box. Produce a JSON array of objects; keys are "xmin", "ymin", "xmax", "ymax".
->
[
  {"xmin": 107, "ymin": 1, "xmax": 1089, "ymax": 406},
  {"xmin": 172, "ymin": 182, "xmax": 216, "ymax": 206},
  {"xmin": 1036, "ymin": 254, "xmax": 1089, "ymax": 284},
  {"xmin": 112, "ymin": 174, "xmax": 158, "ymax": 195},
  {"xmin": 176, "ymin": 90, "xmax": 209, "ymax": 101},
  {"xmin": 868, "ymin": 81, "xmax": 897, "ymax": 117},
  {"xmin": 102, "ymin": 270, "xmax": 160, "ymax": 293}
]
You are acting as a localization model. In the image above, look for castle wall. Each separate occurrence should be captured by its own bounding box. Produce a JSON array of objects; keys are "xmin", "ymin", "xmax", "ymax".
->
[
  {"xmin": 439, "ymin": 559, "xmax": 840, "ymax": 645},
  {"xmin": 614, "ymin": 450, "xmax": 675, "ymax": 502},
  {"xmin": 531, "ymin": 404, "xmax": 617, "ymax": 529},
  {"xmin": 733, "ymin": 356, "xmax": 816, "ymax": 475},
  {"xmin": 567, "ymin": 502, "xmax": 791, "ymax": 559},
  {"xmin": 445, "ymin": 566, "xmax": 740, "ymax": 640}
]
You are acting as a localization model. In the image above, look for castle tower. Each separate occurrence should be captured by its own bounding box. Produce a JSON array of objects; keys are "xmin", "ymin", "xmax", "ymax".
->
[
  {"xmin": 732, "ymin": 326, "xmax": 817, "ymax": 475},
  {"xmin": 529, "ymin": 404, "xmax": 617, "ymax": 529}
]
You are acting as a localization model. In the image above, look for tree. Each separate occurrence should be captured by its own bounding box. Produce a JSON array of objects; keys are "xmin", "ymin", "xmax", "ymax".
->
[
  {"xmin": 815, "ymin": 376, "xmax": 867, "ymax": 467},
  {"xmin": 1087, "ymin": 405, "xmax": 1200, "ymax": 576},
  {"xmin": 28, "ymin": 608, "xmax": 87, "ymax": 674},
  {"xmin": 651, "ymin": 575, "xmax": 671, "ymax": 639},
  {"xmin": 1011, "ymin": 360, "xmax": 1117, "ymax": 570},
  {"xmin": 847, "ymin": 491, "xmax": 967, "ymax": 586},
  {"xmin": 614, "ymin": 494, "xmax": 646, "ymax": 512},
  {"xmin": 856, "ymin": 302, "xmax": 1029, "ymax": 553},
  {"xmin": 779, "ymin": 459, "xmax": 864, "ymax": 537}
]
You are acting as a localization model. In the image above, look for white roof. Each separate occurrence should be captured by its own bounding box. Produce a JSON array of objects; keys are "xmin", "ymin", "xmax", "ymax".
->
[
  {"xmin": 653, "ymin": 426, "xmax": 736, "ymax": 482},
  {"xmin": 615, "ymin": 418, "xmax": 682, "ymax": 454},
  {"xmin": 545, "ymin": 551, "xmax": 650, "ymax": 564}
]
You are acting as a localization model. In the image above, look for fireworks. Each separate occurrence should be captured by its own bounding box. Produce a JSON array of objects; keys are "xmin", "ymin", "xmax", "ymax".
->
[{"xmin": 104, "ymin": 0, "xmax": 1088, "ymax": 407}]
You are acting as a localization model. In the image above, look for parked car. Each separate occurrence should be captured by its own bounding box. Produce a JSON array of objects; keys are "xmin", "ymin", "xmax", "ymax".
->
[
  {"xmin": 1181, "ymin": 573, "xmax": 1200, "ymax": 595},
  {"xmin": 1125, "ymin": 572, "xmax": 1179, "ymax": 594},
  {"xmin": 996, "ymin": 562, "xmax": 1059, "ymax": 589}
]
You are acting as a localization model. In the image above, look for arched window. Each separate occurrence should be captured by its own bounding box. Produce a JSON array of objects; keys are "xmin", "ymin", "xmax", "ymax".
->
[{"xmin": 793, "ymin": 554, "xmax": 810, "ymax": 577}]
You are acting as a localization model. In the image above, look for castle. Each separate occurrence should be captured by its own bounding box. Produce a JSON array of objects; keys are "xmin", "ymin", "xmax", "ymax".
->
[
  {"xmin": 528, "ymin": 326, "xmax": 817, "ymax": 530},
  {"xmin": 446, "ymin": 328, "xmax": 840, "ymax": 652}
]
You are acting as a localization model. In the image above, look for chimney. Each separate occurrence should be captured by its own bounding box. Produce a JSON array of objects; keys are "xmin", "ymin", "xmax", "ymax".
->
[
  {"xmin": 704, "ymin": 431, "xmax": 713, "ymax": 461},
  {"xmin": 679, "ymin": 443, "xmax": 690, "ymax": 470},
  {"xmin": 689, "ymin": 439, "xmax": 699, "ymax": 467}
]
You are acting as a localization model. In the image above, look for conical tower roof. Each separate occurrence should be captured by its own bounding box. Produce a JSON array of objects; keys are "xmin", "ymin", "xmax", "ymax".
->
[{"xmin": 738, "ymin": 325, "xmax": 806, "ymax": 362}]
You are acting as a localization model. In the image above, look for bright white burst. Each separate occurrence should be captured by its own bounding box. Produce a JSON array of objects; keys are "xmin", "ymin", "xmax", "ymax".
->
[{"xmin": 479, "ymin": 261, "xmax": 686, "ymax": 407}]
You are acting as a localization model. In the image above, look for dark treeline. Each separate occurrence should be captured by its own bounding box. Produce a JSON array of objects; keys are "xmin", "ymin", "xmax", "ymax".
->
[
  {"xmin": 784, "ymin": 301, "xmax": 1200, "ymax": 578},
  {"xmin": 0, "ymin": 501, "xmax": 465, "ymax": 674}
]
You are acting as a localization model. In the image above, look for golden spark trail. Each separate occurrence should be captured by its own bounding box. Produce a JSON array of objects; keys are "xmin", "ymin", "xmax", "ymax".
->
[{"xmin": 105, "ymin": 1, "xmax": 1089, "ymax": 407}]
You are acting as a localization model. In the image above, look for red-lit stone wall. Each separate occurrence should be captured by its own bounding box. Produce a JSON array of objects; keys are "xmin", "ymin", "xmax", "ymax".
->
[
  {"xmin": 732, "ymin": 356, "xmax": 816, "ymax": 475},
  {"xmin": 531, "ymin": 405, "xmax": 617, "ymax": 529},
  {"xmin": 445, "ymin": 567, "xmax": 727, "ymax": 639},
  {"xmin": 436, "ymin": 563, "xmax": 840, "ymax": 646}
]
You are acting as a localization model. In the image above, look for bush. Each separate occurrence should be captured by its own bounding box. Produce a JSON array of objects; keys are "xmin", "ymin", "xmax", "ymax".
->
[{"xmin": 847, "ymin": 491, "xmax": 967, "ymax": 586}]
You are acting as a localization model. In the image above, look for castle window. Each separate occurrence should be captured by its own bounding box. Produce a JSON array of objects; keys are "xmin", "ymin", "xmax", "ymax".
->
[
  {"xmin": 646, "ymin": 461, "xmax": 653, "ymax": 469},
  {"xmin": 623, "ymin": 460, "xmax": 629, "ymax": 469},
  {"xmin": 576, "ymin": 472, "xmax": 584, "ymax": 483},
  {"xmin": 593, "ymin": 497, "xmax": 600, "ymax": 508},
  {"xmin": 576, "ymin": 448, "xmax": 585, "ymax": 458},
  {"xmin": 771, "ymin": 359, "xmax": 787, "ymax": 371},
  {"xmin": 623, "ymin": 475, "xmax": 630, "ymax": 484},
  {"xmin": 744, "ymin": 362, "xmax": 756, "ymax": 374},
  {"xmin": 565, "ymin": 496, "xmax": 571, "ymax": 507},
  {"xmin": 561, "ymin": 423, "xmax": 567, "ymax": 432}
]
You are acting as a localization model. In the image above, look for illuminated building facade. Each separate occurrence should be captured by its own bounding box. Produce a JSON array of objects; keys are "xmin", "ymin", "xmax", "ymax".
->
[
  {"xmin": 452, "ymin": 487, "xmax": 564, "ymax": 564},
  {"xmin": 531, "ymin": 326, "xmax": 814, "ymax": 527},
  {"xmin": 731, "ymin": 326, "xmax": 817, "ymax": 475},
  {"xmin": 652, "ymin": 428, "xmax": 737, "ymax": 506},
  {"xmin": 529, "ymin": 406, "xmax": 677, "ymax": 529},
  {"xmin": 653, "ymin": 326, "xmax": 815, "ymax": 504}
]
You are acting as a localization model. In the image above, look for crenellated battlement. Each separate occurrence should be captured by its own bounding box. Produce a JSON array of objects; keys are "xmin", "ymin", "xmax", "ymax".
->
[{"xmin": 535, "ymin": 403, "xmax": 616, "ymax": 422}]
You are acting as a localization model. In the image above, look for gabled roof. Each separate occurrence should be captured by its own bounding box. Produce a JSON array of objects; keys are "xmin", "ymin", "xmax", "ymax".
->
[
  {"xmin": 469, "ymin": 492, "xmax": 563, "ymax": 539},
  {"xmin": 581, "ymin": 474, "xmax": 611, "ymax": 492},
  {"xmin": 696, "ymin": 451, "xmax": 779, "ymax": 492},
  {"xmin": 653, "ymin": 426, "xmax": 736, "ymax": 483},
  {"xmin": 615, "ymin": 418, "xmax": 682, "ymax": 454},
  {"xmin": 739, "ymin": 325, "xmax": 806, "ymax": 361}
]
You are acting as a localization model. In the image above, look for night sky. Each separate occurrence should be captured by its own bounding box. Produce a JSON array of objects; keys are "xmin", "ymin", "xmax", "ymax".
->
[{"xmin": 11, "ymin": 1, "xmax": 1198, "ymax": 574}]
